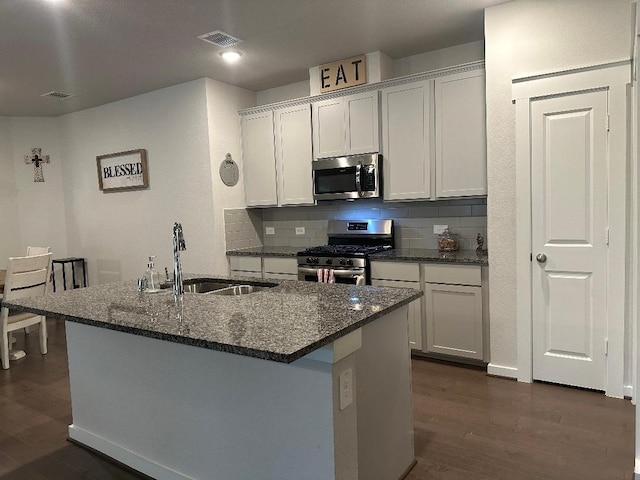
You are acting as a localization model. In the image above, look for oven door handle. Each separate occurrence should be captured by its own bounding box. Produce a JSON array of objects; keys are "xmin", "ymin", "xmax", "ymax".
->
[
  {"xmin": 332, "ymin": 268, "xmax": 365, "ymax": 277},
  {"xmin": 297, "ymin": 267, "xmax": 366, "ymax": 276}
]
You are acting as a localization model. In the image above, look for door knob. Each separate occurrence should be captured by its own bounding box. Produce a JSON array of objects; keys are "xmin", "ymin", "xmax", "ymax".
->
[{"xmin": 536, "ymin": 253, "xmax": 547, "ymax": 263}]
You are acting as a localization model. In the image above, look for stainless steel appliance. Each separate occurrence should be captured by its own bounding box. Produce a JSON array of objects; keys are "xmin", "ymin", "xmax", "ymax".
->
[
  {"xmin": 312, "ymin": 154, "xmax": 381, "ymax": 201},
  {"xmin": 297, "ymin": 219, "xmax": 394, "ymax": 284}
]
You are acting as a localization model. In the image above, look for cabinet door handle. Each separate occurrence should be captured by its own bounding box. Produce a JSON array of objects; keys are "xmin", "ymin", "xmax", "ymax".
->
[{"xmin": 536, "ymin": 253, "xmax": 547, "ymax": 263}]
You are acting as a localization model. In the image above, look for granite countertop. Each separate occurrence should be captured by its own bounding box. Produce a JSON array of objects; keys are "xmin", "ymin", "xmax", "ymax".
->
[
  {"xmin": 3, "ymin": 275, "xmax": 422, "ymax": 364},
  {"xmin": 226, "ymin": 246, "xmax": 488, "ymax": 265},
  {"xmin": 226, "ymin": 246, "xmax": 300, "ymax": 257},
  {"xmin": 370, "ymin": 249, "xmax": 489, "ymax": 266}
]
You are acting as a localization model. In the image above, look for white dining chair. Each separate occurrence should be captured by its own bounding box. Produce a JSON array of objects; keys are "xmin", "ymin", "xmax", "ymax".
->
[
  {"xmin": 24, "ymin": 247, "xmax": 51, "ymax": 335},
  {"xmin": 26, "ymin": 246, "xmax": 51, "ymax": 256},
  {"xmin": 0, "ymin": 253, "xmax": 52, "ymax": 369}
]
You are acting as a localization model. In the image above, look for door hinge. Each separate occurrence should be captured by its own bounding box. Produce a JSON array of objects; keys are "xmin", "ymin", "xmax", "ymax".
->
[
  {"xmin": 605, "ymin": 339, "xmax": 609, "ymax": 356},
  {"xmin": 606, "ymin": 114, "xmax": 610, "ymax": 132},
  {"xmin": 606, "ymin": 227, "xmax": 610, "ymax": 245}
]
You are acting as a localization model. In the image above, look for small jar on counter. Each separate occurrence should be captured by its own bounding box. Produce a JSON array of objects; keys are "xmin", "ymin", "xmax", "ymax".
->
[{"xmin": 438, "ymin": 228, "xmax": 459, "ymax": 252}]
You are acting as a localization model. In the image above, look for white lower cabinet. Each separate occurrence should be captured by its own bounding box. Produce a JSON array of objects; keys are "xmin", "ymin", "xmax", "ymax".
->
[
  {"xmin": 263, "ymin": 257, "xmax": 298, "ymax": 281},
  {"xmin": 371, "ymin": 262, "xmax": 422, "ymax": 350},
  {"xmin": 372, "ymin": 260, "xmax": 486, "ymax": 361},
  {"xmin": 229, "ymin": 256, "xmax": 263, "ymax": 279},
  {"xmin": 422, "ymin": 264, "xmax": 483, "ymax": 361}
]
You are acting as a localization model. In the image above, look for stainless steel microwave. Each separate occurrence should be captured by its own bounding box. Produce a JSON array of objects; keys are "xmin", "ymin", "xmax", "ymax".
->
[{"xmin": 312, "ymin": 154, "xmax": 381, "ymax": 201}]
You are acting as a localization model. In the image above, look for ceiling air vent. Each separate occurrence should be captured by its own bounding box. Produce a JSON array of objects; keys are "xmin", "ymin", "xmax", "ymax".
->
[
  {"xmin": 197, "ymin": 30, "xmax": 242, "ymax": 48},
  {"xmin": 41, "ymin": 91, "xmax": 74, "ymax": 100}
]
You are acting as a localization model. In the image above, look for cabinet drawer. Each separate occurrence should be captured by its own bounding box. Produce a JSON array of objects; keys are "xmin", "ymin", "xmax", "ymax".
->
[
  {"xmin": 230, "ymin": 270, "xmax": 262, "ymax": 279},
  {"xmin": 263, "ymin": 272, "xmax": 298, "ymax": 281},
  {"xmin": 370, "ymin": 262, "xmax": 420, "ymax": 282},
  {"xmin": 422, "ymin": 264, "xmax": 481, "ymax": 286},
  {"xmin": 229, "ymin": 256, "xmax": 262, "ymax": 272},
  {"xmin": 263, "ymin": 257, "xmax": 297, "ymax": 275}
]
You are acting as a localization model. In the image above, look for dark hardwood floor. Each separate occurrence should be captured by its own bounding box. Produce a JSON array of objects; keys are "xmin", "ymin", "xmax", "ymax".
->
[
  {"xmin": 0, "ymin": 319, "xmax": 635, "ymax": 479},
  {"xmin": 407, "ymin": 358, "xmax": 635, "ymax": 480}
]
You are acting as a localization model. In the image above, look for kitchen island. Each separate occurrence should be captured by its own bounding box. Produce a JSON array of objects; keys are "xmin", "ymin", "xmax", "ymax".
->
[{"xmin": 4, "ymin": 276, "xmax": 422, "ymax": 480}]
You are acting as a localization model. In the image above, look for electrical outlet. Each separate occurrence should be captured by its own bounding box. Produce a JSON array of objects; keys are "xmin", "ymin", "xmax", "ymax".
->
[
  {"xmin": 339, "ymin": 368, "xmax": 353, "ymax": 410},
  {"xmin": 295, "ymin": 227, "xmax": 305, "ymax": 235},
  {"xmin": 265, "ymin": 227, "xmax": 275, "ymax": 235},
  {"xmin": 433, "ymin": 224, "xmax": 448, "ymax": 235}
]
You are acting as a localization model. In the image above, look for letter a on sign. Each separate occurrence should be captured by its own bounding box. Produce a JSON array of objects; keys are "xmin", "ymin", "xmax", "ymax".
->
[{"xmin": 318, "ymin": 55, "xmax": 367, "ymax": 93}]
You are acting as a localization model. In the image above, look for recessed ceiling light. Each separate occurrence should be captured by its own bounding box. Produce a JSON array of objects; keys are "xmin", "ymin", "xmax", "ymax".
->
[{"xmin": 220, "ymin": 50, "xmax": 242, "ymax": 64}]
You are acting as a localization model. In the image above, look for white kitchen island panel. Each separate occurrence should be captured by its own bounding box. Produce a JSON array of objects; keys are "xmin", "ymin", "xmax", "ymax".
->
[{"xmin": 65, "ymin": 305, "xmax": 414, "ymax": 480}]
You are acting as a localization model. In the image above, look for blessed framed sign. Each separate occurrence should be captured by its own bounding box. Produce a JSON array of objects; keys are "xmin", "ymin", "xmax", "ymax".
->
[{"xmin": 97, "ymin": 149, "xmax": 148, "ymax": 192}]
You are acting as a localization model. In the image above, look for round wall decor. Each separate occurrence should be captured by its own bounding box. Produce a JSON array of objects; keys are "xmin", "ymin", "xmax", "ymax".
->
[{"xmin": 219, "ymin": 153, "xmax": 239, "ymax": 187}]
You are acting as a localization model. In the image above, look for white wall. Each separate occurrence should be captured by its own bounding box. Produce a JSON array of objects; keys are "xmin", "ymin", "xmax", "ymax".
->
[
  {"xmin": 59, "ymin": 79, "xmax": 218, "ymax": 285},
  {"xmin": 394, "ymin": 40, "xmax": 484, "ymax": 77},
  {"xmin": 257, "ymin": 81, "xmax": 309, "ymax": 106},
  {"xmin": 0, "ymin": 117, "xmax": 67, "ymax": 269},
  {"xmin": 255, "ymin": 41, "xmax": 484, "ymax": 106},
  {"xmin": 0, "ymin": 117, "xmax": 21, "ymax": 264},
  {"xmin": 204, "ymin": 78, "xmax": 256, "ymax": 275},
  {"xmin": 484, "ymin": 0, "xmax": 632, "ymax": 373},
  {"xmin": 10, "ymin": 118, "xmax": 68, "ymax": 262}
]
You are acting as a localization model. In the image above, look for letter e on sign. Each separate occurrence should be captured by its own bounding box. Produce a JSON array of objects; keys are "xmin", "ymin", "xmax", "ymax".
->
[{"xmin": 318, "ymin": 55, "xmax": 367, "ymax": 93}]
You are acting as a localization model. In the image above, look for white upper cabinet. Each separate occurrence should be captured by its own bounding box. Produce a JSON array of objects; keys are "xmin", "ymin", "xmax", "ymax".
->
[
  {"xmin": 241, "ymin": 111, "xmax": 277, "ymax": 207},
  {"xmin": 345, "ymin": 91, "xmax": 379, "ymax": 155},
  {"xmin": 434, "ymin": 70, "xmax": 487, "ymax": 198},
  {"xmin": 275, "ymin": 104, "xmax": 315, "ymax": 206},
  {"xmin": 381, "ymin": 80, "xmax": 432, "ymax": 201},
  {"xmin": 312, "ymin": 90, "xmax": 379, "ymax": 159},
  {"xmin": 311, "ymin": 98, "xmax": 344, "ymax": 159},
  {"xmin": 241, "ymin": 104, "xmax": 314, "ymax": 207},
  {"xmin": 381, "ymin": 67, "xmax": 487, "ymax": 201}
]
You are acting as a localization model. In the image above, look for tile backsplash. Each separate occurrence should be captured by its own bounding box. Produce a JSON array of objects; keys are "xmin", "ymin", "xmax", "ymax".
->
[
  {"xmin": 223, "ymin": 209, "xmax": 263, "ymax": 251},
  {"xmin": 225, "ymin": 197, "xmax": 488, "ymax": 252}
]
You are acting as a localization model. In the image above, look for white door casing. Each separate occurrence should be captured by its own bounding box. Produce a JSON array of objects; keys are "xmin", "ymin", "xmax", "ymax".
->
[
  {"xmin": 512, "ymin": 61, "xmax": 629, "ymax": 398},
  {"xmin": 531, "ymin": 90, "xmax": 608, "ymax": 390}
]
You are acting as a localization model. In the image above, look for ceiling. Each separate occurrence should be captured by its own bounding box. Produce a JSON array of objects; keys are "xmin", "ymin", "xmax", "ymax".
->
[{"xmin": 1, "ymin": 0, "xmax": 509, "ymax": 117}]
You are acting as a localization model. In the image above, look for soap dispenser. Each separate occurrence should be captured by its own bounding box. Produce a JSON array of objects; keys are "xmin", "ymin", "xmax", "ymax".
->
[{"xmin": 145, "ymin": 256, "xmax": 161, "ymax": 293}]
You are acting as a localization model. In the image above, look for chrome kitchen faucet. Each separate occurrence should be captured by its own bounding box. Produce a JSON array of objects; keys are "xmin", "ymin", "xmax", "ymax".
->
[{"xmin": 172, "ymin": 222, "xmax": 186, "ymax": 301}]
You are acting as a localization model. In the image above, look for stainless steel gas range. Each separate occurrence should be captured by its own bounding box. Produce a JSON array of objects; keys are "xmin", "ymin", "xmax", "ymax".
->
[{"xmin": 297, "ymin": 219, "xmax": 394, "ymax": 285}]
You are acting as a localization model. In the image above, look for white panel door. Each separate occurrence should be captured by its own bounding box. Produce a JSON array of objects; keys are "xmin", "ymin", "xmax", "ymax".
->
[
  {"xmin": 531, "ymin": 89, "xmax": 608, "ymax": 390},
  {"xmin": 275, "ymin": 104, "xmax": 315, "ymax": 206},
  {"xmin": 241, "ymin": 112, "xmax": 277, "ymax": 207},
  {"xmin": 312, "ymin": 98, "xmax": 345, "ymax": 159},
  {"xmin": 381, "ymin": 80, "xmax": 431, "ymax": 201},
  {"xmin": 435, "ymin": 70, "xmax": 487, "ymax": 198},
  {"xmin": 345, "ymin": 91, "xmax": 379, "ymax": 155}
]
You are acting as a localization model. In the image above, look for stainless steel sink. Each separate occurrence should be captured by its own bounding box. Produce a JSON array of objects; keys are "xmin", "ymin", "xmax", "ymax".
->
[
  {"xmin": 176, "ymin": 279, "xmax": 276, "ymax": 295},
  {"xmin": 183, "ymin": 281, "xmax": 235, "ymax": 294},
  {"xmin": 211, "ymin": 285, "xmax": 271, "ymax": 296}
]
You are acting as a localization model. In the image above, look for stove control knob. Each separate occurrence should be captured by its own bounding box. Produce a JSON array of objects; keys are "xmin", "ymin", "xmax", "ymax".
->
[
  {"xmin": 307, "ymin": 257, "xmax": 318, "ymax": 264},
  {"xmin": 346, "ymin": 259, "xmax": 353, "ymax": 266},
  {"xmin": 325, "ymin": 259, "xmax": 332, "ymax": 265},
  {"xmin": 339, "ymin": 259, "xmax": 346, "ymax": 266}
]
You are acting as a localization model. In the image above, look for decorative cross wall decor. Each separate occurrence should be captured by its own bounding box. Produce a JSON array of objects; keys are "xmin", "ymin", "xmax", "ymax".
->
[{"xmin": 24, "ymin": 147, "xmax": 50, "ymax": 182}]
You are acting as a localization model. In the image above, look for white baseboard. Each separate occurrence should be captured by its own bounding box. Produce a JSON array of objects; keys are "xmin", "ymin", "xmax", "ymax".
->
[
  {"xmin": 624, "ymin": 385, "xmax": 634, "ymax": 399},
  {"xmin": 487, "ymin": 363, "xmax": 518, "ymax": 379},
  {"xmin": 68, "ymin": 425, "xmax": 195, "ymax": 480},
  {"xmin": 635, "ymin": 457, "xmax": 640, "ymax": 478}
]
